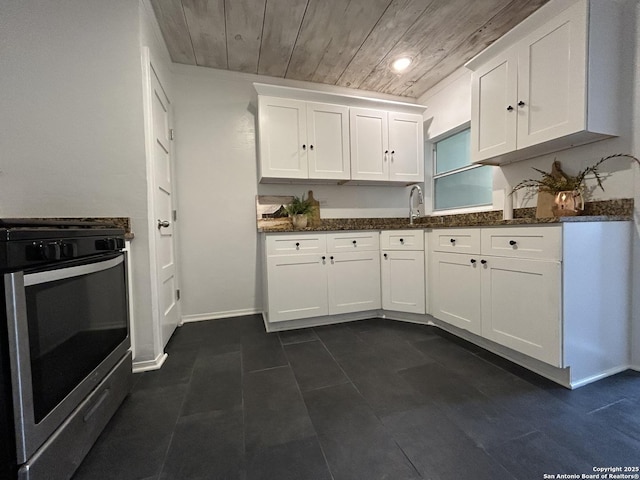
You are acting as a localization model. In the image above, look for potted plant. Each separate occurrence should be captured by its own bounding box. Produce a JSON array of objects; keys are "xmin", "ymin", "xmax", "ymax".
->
[
  {"xmin": 511, "ymin": 153, "xmax": 639, "ymax": 217},
  {"xmin": 284, "ymin": 193, "xmax": 315, "ymax": 229}
]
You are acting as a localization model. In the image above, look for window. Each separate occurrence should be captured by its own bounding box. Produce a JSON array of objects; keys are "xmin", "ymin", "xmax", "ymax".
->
[{"xmin": 432, "ymin": 127, "xmax": 493, "ymax": 211}]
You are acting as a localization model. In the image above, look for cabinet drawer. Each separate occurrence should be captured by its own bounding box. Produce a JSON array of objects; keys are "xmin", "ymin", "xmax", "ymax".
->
[
  {"xmin": 380, "ymin": 230, "xmax": 424, "ymax": 250},
  {"xmin": 327, "ymin": 232, "xmax": 379, "ymax": 253},
  {"xmin": 481, "ymin": 226, "xmax": 561, "ymax": 260},
  {"xmin": 266, "ymin": 233, "xmax": 326, "ymax": 256},
  {"xmin": 430, "ymin": 228, "xmax": 481, "ymax": 254}
]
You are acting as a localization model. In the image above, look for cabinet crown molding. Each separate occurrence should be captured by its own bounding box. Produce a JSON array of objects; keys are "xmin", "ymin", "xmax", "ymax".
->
[{"xmin": 253, "ymin": 83, "xmax": 427, "ymax": 115}]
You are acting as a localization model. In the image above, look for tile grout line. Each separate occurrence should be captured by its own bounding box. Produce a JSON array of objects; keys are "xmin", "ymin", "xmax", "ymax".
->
[
  {"xmin": 314, "ymin": 323, "xmax": 428, "ymax": 479},
  {"xmin": 156, "ymin": 345, "xmax": 200, "ymax": 479},
  {"xmin": 282, "ymin": 335, "xmax": 337, "ymax": 480},
  {"xmin": 240, "ymin": 342, "xmax": 247, "ymax": 478}
]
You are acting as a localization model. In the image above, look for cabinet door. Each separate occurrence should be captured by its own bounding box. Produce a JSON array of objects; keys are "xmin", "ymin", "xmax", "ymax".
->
[
  {"xmin": 307, "ymin": 102, "xmax": 350, "ymax": 180},
  {"xmin": 258, "ymin": 97, "xmax": 308, "ymax": 179},
  {"xmin": 266, "ymin": 254, "xmax": 328, "ymax": 322},
  {"xmin": 480, "ymin": 256, "xmax": 561, "ymax": 366},
  {"xmin": 430, "ymin": 252, "xmax": 481, "ymax": 335},
  {"xmin": 388, "ymin": 112, "xmax": 424, "ymax": 183},
  {"xmin": 516, "ymin": 2, "xmax": 586, "ymax": 149},
  {"xmin": 470, "ymin": 49, "xmax": 518, "ymax": 163},
  {"xmin": 350, "ymin": 108, "xmax": 389, "ymax": 181},
  {"xmin": 381, "ymin": 250, "xmax": 425, "ymax": 314},
  {"xmin": 327, "ymin": 251, "xmax": 381, "ymax": 315}
]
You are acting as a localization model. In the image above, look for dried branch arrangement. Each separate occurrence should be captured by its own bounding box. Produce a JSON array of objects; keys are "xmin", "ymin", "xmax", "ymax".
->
[{"xmin": 511, "ymin": 153, "xmax": 640, "ymax": 195}]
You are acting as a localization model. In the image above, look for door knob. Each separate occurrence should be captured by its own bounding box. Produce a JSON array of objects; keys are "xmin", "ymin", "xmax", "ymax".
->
[{"xmin": 157, "ymin": 220, "xmax": 170, "ymax": 229}]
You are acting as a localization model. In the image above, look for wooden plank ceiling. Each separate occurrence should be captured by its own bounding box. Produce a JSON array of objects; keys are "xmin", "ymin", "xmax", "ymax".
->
[{"xmin": 151, "ymin": 0, "xmax": 549, "ymax": 98}]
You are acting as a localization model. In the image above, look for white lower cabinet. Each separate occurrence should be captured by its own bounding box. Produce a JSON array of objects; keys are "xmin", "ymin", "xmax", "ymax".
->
[
  {"xmin": 380, "ymin": 230, "xmax": 425, "ymax": 314},
  {"xmin": 265, "ymin": 232, "xmax": 380, "ymax": 323},
  {"xmin": 266, "ymin": 254, "xmax": 329, "ymax": 322},
  {"xmin": 430, "ymin": 252, "xmax": 481, "ymax": 335},
  {"xmin": 431, "ymin": 247, "xmax": 562, "ymax": 366},
  {"xmin": 327, "ymin": 251, "xmax": 381, "ymax": 315},
  {"xmin": 480, "ymin": 256, "xmax": 561, "ymax": 366},
  {"xmin": 430, "ymin": 226, "xmax": 562, "ymax": 366}
]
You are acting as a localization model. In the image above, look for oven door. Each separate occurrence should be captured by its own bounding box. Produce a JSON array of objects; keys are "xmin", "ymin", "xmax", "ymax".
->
[{"xmin": 4, "ymin": 253, "xmax": 130, "ymax": 463}]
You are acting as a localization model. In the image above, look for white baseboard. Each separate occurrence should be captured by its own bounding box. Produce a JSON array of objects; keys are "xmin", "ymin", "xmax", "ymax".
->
[
  {"xmin": 132, "ymin": 352, "xmax": 168, "ymax": 373},
  {"xmin": 570, "ymin": 365, "xmax": 632, "ymax": 389},
  {"xmin": 181, "ymin": 308, "xmax": 261, "ymax": 324},
  {"xmin": 263, "ymin": 310, "xmax": 379, "ymax": 333}
]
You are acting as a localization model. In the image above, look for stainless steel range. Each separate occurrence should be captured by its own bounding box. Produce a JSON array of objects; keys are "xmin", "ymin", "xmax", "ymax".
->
[{"xmin": 0, "ymin": 219, "xmax": 132, "ymax": 480}]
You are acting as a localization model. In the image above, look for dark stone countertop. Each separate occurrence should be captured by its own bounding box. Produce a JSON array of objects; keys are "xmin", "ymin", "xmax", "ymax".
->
[{"xmin": 258, "ymin": 199, "xmax": 633, "ymax": 233}]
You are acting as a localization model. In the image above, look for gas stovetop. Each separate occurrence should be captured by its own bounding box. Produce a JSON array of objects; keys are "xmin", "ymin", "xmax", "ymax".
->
[
  {"xmin": 0, "ymin": 219, "xmax": 123, "ymax": 241},
  {"xmin": 0, "ymin": 218, "xmax": 118, "ymax": 229},
  {"xmin": 0, "ymin": 219, "xmax": 125, "ymax": 270}
]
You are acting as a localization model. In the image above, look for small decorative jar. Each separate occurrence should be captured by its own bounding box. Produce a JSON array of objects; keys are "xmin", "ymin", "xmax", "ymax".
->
[
  {"xmin": 291, "ymin": 214, "xmax": 308, "ymax": 229},
  {"xmin": 552, "ymin": 190, "xmax": 584, "ymax": 216}
]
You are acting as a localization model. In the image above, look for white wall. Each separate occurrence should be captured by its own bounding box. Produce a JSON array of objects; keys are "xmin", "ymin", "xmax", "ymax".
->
[
  {"xmin": 172, "ymin": 66, "xmax": 421, "ymax": 320},
  {"xmin": 417, "ymin": 0, "xmax": 640, "ymax": 365},
  {"xmin": 631, "ymin": 0, "xmax": 640, "ymax": 369},
  {"xmin": 0, "ymin": 0, "xmax": 161, "ymax": 363}
]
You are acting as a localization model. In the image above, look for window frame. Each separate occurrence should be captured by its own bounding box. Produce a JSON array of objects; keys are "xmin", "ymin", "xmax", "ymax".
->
[{"xmin": 430, "ymin": 123, "xmax": 494, "ymax": 214}]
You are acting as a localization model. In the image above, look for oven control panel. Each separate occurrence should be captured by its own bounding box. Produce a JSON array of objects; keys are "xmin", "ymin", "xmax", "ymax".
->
[
  {"xmin": 0, "ymin": 229, "xmax": 126, "ymax": 271},
  {"xmin": 95, "ymin": 238, "xmax": 125, "ymax": 251}
]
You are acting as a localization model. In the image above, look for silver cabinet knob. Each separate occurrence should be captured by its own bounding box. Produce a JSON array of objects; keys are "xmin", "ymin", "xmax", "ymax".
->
[{"xmin": 157, "ymin": 220, "xmax": 170, "ymax": 229}]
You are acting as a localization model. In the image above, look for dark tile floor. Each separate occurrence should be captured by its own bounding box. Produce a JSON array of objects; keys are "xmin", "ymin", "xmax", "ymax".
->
[{"xmin": 73, "ymin": 315, "xmax": 640, "ymax": 480}]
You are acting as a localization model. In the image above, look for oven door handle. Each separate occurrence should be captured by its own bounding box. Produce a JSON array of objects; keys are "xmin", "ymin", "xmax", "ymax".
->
[{"xmin": 24, "ymin": 254, "xmax": 124, "ymax": 286}]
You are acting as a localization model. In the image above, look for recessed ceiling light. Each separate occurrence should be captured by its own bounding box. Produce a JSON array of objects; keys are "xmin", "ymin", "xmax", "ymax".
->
[{"xmin": 392, "ymin": 57, "xmax": 412, "ymax": 72}]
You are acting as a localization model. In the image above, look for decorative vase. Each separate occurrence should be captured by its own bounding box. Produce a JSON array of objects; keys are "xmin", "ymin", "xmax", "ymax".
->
[
  {"xmin": 535, "ymin": 191, "xmax": 557, "ymax": 218},
  {"xmin": 291, "ymin": 214, "xmax": 308, "ymax": 229},
  {"xmin": 552, "ymin": 190, "xmax": 584, "ymax": 216}
]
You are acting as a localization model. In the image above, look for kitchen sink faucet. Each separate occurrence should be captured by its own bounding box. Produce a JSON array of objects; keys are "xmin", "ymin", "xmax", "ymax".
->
[{"xmin": 409, "ymin": 185, "xmax": 423, "ymax": 225}]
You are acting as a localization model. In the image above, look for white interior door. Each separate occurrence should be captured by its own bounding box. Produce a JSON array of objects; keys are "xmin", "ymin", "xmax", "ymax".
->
[{"xmin": 150, "ymin": 64, "xmax": 179, "ymax": 348}]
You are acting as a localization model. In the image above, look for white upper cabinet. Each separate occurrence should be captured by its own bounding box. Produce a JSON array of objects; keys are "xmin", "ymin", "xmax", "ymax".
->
[
  {"xmin": 306, "ymin": 102, "xmax": 350, "ymax": 180},
  {"xmin": 388, "ymin": 112, "xmax": 424, "ymax": 182},
  {"xmin": 349, "ymin": 108, "xmax": 388, "ymax": 181},
  {"xmin": 258, "ymin": 97, "xmax": 308, "ymax": 179},
  {"xmin": 468, "ymin": 0, "xmax": 620, "ymax": 165},
  {"xmin": 350, "ymin": 108, "xmax": 424, "ymax": 183},
  {"xmin": 255, "ymin": 83, "xmax": 426, "ymax": 184},
  {"xmin": 258, "ymin": 97, "xmax": 349, "ymax": 181},
  {"xmin": 470, "ymin": 50, "xmax": 518, "ymax": 161}
]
